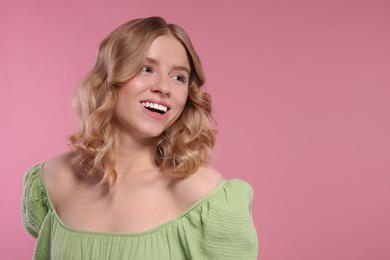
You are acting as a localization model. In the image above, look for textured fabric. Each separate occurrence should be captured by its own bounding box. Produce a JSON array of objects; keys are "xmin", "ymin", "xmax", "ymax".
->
[{"xmin": 22, "ymin": 163, "xmax": 258, "ymax": 260}]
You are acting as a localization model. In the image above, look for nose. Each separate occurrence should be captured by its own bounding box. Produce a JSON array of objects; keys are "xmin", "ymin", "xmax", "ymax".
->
[{"xmin": 151, "ymin": 76, "xmax": 170, "ymax": 96}]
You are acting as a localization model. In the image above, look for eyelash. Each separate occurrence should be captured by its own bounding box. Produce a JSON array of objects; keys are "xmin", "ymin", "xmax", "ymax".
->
[
  {"xmin": 141, "ymin": 65, "xmax": 187, "ymax": 84},
  {"xmin": 172, "ymin": 75, "xmax": 187, "ymax": 83},
  {"xmin": 142, "ymin": 65, "xmax": 153, "ymax": 73}
]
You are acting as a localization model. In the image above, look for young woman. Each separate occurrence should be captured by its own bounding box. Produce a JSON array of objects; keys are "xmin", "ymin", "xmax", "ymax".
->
[{"xmin": 22, "ymin": 17, "xmax": 258, "ymax": 259}]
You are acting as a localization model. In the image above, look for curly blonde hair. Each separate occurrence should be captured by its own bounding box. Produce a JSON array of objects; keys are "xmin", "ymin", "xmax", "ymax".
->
[{"xmin": 68, "ymin": 17, "xmax": 216, "ymax": 187}]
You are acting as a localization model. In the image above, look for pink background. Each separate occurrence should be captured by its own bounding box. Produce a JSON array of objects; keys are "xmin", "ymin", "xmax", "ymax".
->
[{"xmin": 1, "ymin": 0, "xmax": 389, "ymax": 259}]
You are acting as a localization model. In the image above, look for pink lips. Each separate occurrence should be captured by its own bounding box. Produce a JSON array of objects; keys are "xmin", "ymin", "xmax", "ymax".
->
[
  {"xmin": 140, "ymin": 100, "xmax": 170, "ymax": 119},
  {"xmin": 140, "ymin": 99, "xmax": 171, "ymax": 110}
]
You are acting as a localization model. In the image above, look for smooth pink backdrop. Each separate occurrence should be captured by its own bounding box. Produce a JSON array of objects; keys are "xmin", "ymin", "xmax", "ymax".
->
[{"xmin": 1, "ymin": 0, "xmax": 389, "ymax": 259}]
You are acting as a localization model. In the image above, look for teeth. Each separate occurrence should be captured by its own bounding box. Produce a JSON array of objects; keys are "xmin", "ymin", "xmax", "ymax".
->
[{"xmin": 142, "ymin": 102, "xmax": 168, "ymax": 112}]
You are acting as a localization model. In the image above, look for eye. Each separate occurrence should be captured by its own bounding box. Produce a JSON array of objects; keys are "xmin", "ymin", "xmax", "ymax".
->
[
  {"xmin": 171, "ymin": 74, "xmax": 187, "ymax": 84},
  {"xmin": 142, "ymin": 65, "xmax": 153, "ymax": 73}
]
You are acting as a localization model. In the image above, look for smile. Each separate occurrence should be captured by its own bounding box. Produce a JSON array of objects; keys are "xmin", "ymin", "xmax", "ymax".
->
[{"xmin": 141, "ymin": 101, "xmax": 169, "ymax": 114}]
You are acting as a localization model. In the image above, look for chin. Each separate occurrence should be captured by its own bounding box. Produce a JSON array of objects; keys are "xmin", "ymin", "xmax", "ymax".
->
[{"xmin": 136, "ymin": 126, "xmax": 167, "ymax": 139}]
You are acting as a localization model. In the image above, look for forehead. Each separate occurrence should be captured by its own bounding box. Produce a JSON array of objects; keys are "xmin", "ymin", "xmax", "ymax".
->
[{"xmin": 146, "ymin": 35, "xmax": 190, "ymax": 69}]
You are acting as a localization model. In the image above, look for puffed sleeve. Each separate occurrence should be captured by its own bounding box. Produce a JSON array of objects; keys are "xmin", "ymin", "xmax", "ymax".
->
[
  {"xmin": 21, "ymin": 163, "xmax": 50, "ymax": 238},
  {"xmin": 182, "ymin": 179, "xmax": 259, "ymax": 259}
]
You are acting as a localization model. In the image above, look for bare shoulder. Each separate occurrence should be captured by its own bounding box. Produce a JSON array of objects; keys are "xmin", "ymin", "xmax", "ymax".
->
[
  {"xmin": 41, "ymin": 152, "xmax": 78, "ymax": 207},
  {"xmin": 172, "ymin": 165, "xmax": 224, "ymax": 205}
]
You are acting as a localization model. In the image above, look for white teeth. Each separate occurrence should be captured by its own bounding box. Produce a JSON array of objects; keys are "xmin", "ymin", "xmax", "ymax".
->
[{"xmin": 142, "ymin": 102, "xmax": 168, "ymax": 112}]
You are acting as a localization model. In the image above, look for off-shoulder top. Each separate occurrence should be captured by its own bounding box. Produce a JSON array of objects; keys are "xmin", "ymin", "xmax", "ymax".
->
[{"xmin": 21, "ymin": 163, "xmax": 258, "ymax": 260}]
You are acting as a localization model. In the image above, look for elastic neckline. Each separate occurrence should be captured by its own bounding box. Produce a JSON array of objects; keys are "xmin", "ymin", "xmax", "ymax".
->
[{"xmin": 36, "ymin": 162, "xmax": 228, "ymax": 237}]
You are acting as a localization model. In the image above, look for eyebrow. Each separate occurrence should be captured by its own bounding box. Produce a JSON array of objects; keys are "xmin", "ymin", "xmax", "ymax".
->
[{"xmin": 145, "ymin": 57, "xmax": 190, "ymax": 75}]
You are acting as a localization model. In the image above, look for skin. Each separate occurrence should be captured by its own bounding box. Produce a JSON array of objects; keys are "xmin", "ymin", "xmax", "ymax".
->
[{"xmin": 42, "ymin": 35, "xmax": 223, "ymax": 233}]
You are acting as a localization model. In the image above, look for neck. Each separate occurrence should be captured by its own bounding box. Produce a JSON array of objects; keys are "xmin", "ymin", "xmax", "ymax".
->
[{"xmin": 114, "ymin": 129, "xmax": 158, "ymax": 179}]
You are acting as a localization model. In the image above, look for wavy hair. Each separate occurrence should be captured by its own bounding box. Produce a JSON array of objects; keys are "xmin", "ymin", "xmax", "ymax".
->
[{"xmin": 68, "ymin": 17, "xmax": 216, "ymax": 187}]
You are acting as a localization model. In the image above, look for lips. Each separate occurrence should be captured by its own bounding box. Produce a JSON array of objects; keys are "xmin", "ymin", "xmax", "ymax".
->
[{"xmin": 140, "ymin": 100, "xmax": 171, "ymax": 115}]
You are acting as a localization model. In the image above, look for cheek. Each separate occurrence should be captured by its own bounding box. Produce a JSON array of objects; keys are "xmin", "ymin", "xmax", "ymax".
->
[
  {"xmin": 177, "ymin": 88, "xmax": 189, "ymax": 108},
  {"xmin": 170, "ymin": 89, "xmax": 188, "ymax": 122},
  {"xmin": 116, "ymin": 90, "xmax": 133, "ymax": 113},
  {"xmin": 120, "ymin": 76, "xmax": 152, "ymax": 96}
]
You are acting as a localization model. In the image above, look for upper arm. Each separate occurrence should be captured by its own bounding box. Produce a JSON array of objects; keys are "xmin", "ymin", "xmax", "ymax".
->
[
  {"xmin": 21, "ymin": 163, "xmax": 49, "ymax": 238},
  {"xmin": 202, "ymin": 179, "xmax": 258, "ymax": 259},
  {"xmin": 174, "ymin": 166, "xmax": 224, "ymax": 206},
  {"xmin": 180, "ymin": 178, "xmax": 258, "ymax": 259},
  {"xmin": 40, "ymin": 152, "xmax": 75, "ymax": 210}
]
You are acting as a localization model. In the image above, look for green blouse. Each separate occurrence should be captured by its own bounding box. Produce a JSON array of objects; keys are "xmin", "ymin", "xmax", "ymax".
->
[{"xmin": 22, "ymin": 163, "xmax": 258, "ymax": 260}]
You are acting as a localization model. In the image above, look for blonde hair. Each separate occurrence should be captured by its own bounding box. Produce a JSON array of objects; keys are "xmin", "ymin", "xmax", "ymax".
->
[{"xmin": 68, "ymin": 17, "xmax": 216, "ymax": 187}]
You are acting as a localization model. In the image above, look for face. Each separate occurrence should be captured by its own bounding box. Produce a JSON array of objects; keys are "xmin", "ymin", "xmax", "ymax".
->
[{"xmin": 114, "ymin": 34, "xmax": 190, "ymax": 140}]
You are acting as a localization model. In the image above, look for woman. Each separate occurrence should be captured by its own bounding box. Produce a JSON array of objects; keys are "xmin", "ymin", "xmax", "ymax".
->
[{"xmin": 22, "ymin": 17, "xmax": 258, "ymax": 259}]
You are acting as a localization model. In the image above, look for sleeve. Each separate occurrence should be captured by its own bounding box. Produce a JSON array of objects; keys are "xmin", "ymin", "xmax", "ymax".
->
[
  {"xmin": 192, "ymin": 179, "xmax": 259, "ymax": 260},
  {"xmin": 21, "ymin": 163, "xmax": 50, "ymax": 238}
]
